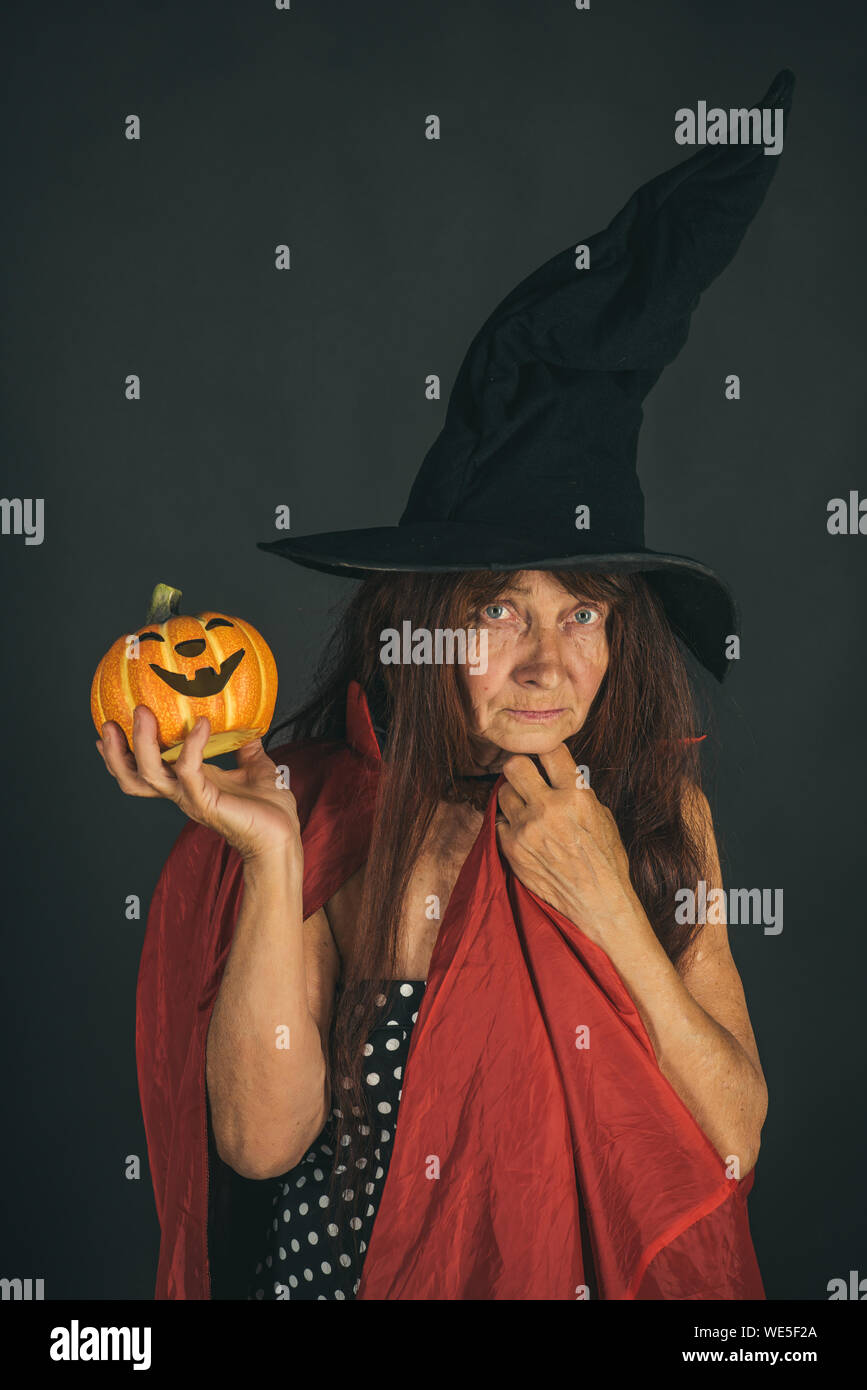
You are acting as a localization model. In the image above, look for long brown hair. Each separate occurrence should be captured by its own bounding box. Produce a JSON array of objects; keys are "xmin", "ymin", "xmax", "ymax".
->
[{"xmin": 264, "ymin": 568, "xmax": 712, "ymax": 1256}]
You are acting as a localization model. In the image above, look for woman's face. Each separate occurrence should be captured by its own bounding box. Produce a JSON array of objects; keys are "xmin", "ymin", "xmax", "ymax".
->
[{"xmin": 459, "ymin": 570, "xmax": 610, "ymax": 770}]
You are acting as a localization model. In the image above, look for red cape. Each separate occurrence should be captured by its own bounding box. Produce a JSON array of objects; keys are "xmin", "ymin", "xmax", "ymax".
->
[{"xmin": 137, "ymin": 680, "xmax": 765, "ymax": 1300}]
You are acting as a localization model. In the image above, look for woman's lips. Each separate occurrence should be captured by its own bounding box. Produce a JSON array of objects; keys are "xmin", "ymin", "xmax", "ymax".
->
[{"xmin": 503, "ymin": 708, "xmax": 567, "ymax": 723}]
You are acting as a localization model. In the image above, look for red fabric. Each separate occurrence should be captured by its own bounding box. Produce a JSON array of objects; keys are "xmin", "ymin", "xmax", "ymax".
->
[{"xmin": 136, "ymin": 680, "xmax": 764, "ymax": 1300}]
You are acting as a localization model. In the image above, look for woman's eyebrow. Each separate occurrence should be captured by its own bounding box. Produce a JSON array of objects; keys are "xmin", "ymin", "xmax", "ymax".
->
[{"xmin": 491, "ymin": 586, "xmax": 605, "ymax": 607}]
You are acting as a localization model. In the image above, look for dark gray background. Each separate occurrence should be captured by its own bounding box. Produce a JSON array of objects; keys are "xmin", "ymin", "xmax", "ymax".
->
[{"xmin": 1, "ymin": 0, "xmax": 863, "ymax": 1299}]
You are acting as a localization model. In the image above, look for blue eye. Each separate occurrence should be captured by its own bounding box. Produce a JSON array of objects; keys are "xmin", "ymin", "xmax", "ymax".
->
[
  {"xmin": 484, "ymin": 604, "xmax": 509, "ymax": 620},
  {"xmin": 574, "ymin": 607, "xmax": 597, "ymax": 625}
]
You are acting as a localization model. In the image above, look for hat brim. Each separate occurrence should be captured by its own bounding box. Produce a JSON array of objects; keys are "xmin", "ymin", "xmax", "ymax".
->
[{"xmin": 257, "ymin": 523, "xmax": 738, "ymax": 682}]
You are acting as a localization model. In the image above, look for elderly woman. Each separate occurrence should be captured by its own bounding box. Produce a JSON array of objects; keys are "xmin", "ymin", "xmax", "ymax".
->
[{"xmin": 96, "ymin": 70, "xmax": 792, "ymax": 1300}]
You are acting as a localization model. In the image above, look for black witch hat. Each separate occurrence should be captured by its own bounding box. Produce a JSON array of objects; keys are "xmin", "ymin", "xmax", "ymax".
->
[{"xmin": 259, "ymin": 70, "xmax": 795, "ymax": 681}]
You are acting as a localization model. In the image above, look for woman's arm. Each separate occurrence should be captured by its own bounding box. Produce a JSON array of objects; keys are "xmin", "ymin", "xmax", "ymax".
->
[
  {"xmin": 206, "ymin": 849, "xmax": 341, "ymax": 1181},
  {"xmin": 587, "ymin": 906, "xmax": 768, "ymax": 1174},
  {"xmin": 96, "ymin": 707, "xmax": 341, "ymax": 1183},
  {"xmin": 495, "ymin": 749, "xmax": 768, "ymax": 1176},
  {"xmin": 601, "ymin": 785, "xmax": 767, "ymax": 1175}
]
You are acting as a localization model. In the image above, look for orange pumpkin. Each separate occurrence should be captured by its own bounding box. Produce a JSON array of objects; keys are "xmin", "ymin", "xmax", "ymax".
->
[{"xmin": 91, "ymin": 582, "xmax": 278, "ymax": 762}]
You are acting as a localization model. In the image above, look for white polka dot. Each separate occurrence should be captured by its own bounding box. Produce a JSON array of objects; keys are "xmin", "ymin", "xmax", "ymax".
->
[
  {"xmin": 327, "ymin": 1223, "xmax": 339, "ymax": 1237},
  {"xmin": 400, "ymin": 983, "xmax": 414, "ymax": 996},
  {"xmin": 317, "ymin": 1294, "xmax": 326, "ymax": 1300},
  {"xmin": 339, "ymin": 1254, "xmax": 352, "ymax": 1267},
  {"xmin": 375, "ymin": 1166, "xmax": 384, "ymax": 1179},
  {"xmin": 335, "ymin": 1289, "xmax": 346, "ymax": 1299},
  {"xmin": 320, "ymin": 1144, "xmax": 333, "ymax": 1155},
  {"xmin": 375, "ymin": 993, "xmax": 387, "ymax": 1006},
  {"xmin": 340, "ymin": 1135, "xmax": 351, "ymax": 1147},
  {"xmin": 321, "ymin": 1261, "xmax": 331, "ymax": 1274},
  {"xmin": 332, "ymin": 1108, "xmax": 343, "ymax": 1120},
  {"xmin": 278, "ymin": 1247, "xmax": 286, "ymax": 1261},
  {"xmin": 386, "ymin": 1037, "xmax": 400, "ymax": 1051},
  {"xmin": 291, "ymin": 1239, "xmax": 300, "ymax": 1253},
  {"xmin": 303, "ymin": 1268, "xmax": 313, "ymax": 1281},
  {"xmin": 380, "ymin": 1130, "xmax": 390, "ymax": 1142},
  {"xmin": 350, "ymin": 1217, "xmax": 362, "ymax": 1230},
  {"xmin": 363, "ymin": 1043, "xmax": 373, "ymax": 1056},
  {"xmin": 365, "ymin": 1182, "xmax": 375, "ymax": 1194},
  {"xmin": 282, "ymin": 1210, "xmax": 291, "ymax": 1223},
  {"xmin": 366, "ymin": 1203, "xmax": 375, "ymax": 1216},
  {"xmin": 411, "ymin": 1011, "xmax": 418, "ymax": 1021},
  {"xmin": 319, "ymin": 1194, "xmax": 329, "ymax": 1208},
  {"xmin": 308, "ymin": 1231, "xmax": 318, "ymax": 1245},
  {"xmin": 342, "ymin": 1188, "xmax": 354, "ymax": 1200},
  {"xmin": 359, "ymin": 1125, "xmax": 370, "ymax": 1135},
  {"xmin": 289, "ymin": 1275, "xmax": 298, "ymax": 1288},
  {"xmin": 355, "ymin": 1157, "xmax": 367, "ymax": 1168},
  {"xmin": 295, "ymin": 1176, "xmax": 306, "ymax": 1188},
  {"xmin": 366, "ymin": 1072, "xmax": 380, "ymax": 1085},
  {"xmin": 360, "ymin": 1241, "xmax": 367, "ymax": 1252},
  {"xmin": 353, "ymin": 1280, "xmax": 360, "ymax": 1293},
  {"xmin": 335, "ymin": 1163, "xmax": 347, "ymax": 1174},
  {"xmin": 393, "ymin": 1065, "xmax": 402, "ymax": 1079},
  {"xmin": 282, "ymin": 1183, "xmax": 290, "ymax": 1196},
  {"xmin": 377, "ymin": 1101, "xmax": 392, "ymax": 1114}
]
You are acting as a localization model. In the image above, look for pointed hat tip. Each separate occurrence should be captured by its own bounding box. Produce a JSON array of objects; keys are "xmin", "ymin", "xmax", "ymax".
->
[{"xmin": 763, "ymin": 68, "xmax": 796, "ymax": 110}]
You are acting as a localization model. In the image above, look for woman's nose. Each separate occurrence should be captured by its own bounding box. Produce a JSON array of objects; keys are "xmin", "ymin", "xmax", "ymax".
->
[{"xmin": 513, "ymin": 629, "xmax": 567, "ymax": 685}]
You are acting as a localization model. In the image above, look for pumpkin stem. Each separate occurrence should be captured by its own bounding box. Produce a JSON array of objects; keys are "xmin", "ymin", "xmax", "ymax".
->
[{"xmin": 145, "ymin": 583, "xmax": 183, "ymax": 624}]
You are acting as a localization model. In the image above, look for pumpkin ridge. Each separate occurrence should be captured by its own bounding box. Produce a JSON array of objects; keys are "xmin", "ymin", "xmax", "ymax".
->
[{"xmin": 245, "ymin": 619, "xmax": 268, "ymax": 731}]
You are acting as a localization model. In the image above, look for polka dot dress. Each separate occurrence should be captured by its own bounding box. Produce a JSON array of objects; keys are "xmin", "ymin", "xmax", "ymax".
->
[{"xmin": 248, "ymin": 979, "xmax": 426, "ymax": 1301}]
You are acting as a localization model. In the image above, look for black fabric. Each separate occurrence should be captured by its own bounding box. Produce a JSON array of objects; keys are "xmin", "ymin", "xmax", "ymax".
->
[
  {"xmin": 258, "ymin": 69, "xmax": 794, "ymax": 683},
  {"xmin": 206, "ymin": 1094, "xmax": 275, "ymax": 1300},
  {"xmin": 246, "ymin": 980, "xmax": 426, "ymax": 1301}
]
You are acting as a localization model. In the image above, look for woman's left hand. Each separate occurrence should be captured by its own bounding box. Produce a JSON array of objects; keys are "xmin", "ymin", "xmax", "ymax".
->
[{"xmin": 495, "ymin": 744, "xmax": 653, "ymax": 952}]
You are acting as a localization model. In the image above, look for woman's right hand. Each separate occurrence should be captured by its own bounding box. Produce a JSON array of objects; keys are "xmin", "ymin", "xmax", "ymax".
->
[{"xmin": 96, "ymin": 705, "xmax": 303, "ymax": 868}]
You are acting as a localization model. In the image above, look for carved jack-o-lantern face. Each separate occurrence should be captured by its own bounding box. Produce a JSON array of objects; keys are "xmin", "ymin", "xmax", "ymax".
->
[{"xmin": 91, "ymin": 583, "xmax": 278, "ymax": 761}]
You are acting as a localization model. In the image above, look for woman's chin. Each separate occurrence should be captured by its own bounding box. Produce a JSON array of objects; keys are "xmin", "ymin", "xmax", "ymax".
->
[
  {"xmin": 501, "ymin": 736, "xmax": 571, "ymax": 756},
  {"xmin": 487, "ymin": 720, "xmax": 581, "ymax": 756}
]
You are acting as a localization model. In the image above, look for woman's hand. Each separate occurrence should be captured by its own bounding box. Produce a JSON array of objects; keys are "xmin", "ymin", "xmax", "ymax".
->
[
  {"xmin": 95, "ymin": 705, "xmax": 302, "ymax": 868},
  {"xmin": 495, "ymin": 743, "xmax": 652, "ymax": 952}
]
